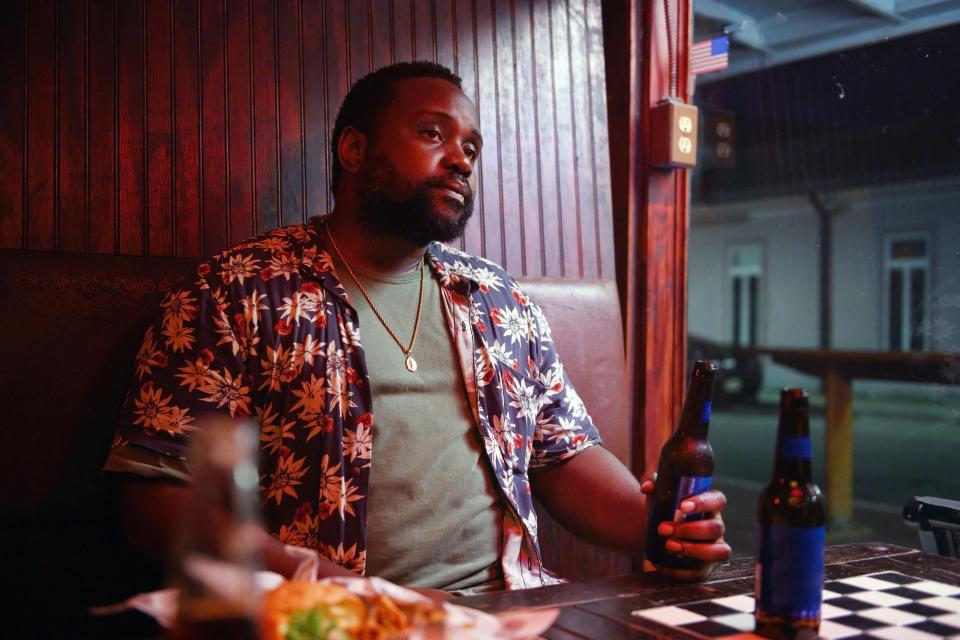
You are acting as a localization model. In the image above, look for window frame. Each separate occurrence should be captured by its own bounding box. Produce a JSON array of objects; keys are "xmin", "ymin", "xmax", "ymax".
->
[{"xmin": 882, "ymin": 231, "xmax": 932, "ymax": 352}]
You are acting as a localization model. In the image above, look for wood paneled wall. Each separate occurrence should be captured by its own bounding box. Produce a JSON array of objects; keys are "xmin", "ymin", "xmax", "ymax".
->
[{"xmin": 0, "ymin": 0, "xmax": 614, "ymax": 279}]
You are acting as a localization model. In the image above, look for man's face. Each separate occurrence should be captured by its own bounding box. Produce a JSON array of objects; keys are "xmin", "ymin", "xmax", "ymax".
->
[{"xmin": 355, "ymin": 77, "xmax": 482, "ymax": 246}]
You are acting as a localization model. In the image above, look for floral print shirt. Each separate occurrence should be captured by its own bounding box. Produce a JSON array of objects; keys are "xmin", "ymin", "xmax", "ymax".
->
[{"xmin": 113, "ymin": 216, "xmax": 602, "ymax": 589}]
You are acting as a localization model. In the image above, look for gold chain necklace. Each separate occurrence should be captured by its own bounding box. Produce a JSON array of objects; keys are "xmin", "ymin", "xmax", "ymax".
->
[{"xmin": 324, "ymin": 222, "xmax": 425, "ymax": 373}]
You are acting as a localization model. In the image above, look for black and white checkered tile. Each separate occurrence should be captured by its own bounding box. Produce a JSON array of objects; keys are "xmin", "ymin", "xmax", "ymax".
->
[{"xmin": 631, "ymin": 571, "xmax": 960, "ymax": 638}]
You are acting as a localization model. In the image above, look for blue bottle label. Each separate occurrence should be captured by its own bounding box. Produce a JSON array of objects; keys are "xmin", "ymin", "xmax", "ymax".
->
[
  {"xmin": 673, "ymin": 475, "xmax": 713, "ymax": 522},
  {"xmin": 779, "ymin": 436, "xmax": 812, "ymax": 459},
  {"xmin": 701, "ymin": 401, "xmax": 712, "ymax": 423},
  {"xmin": 756, "ymin": 524, "xmax": 825, "ymax": 621}
]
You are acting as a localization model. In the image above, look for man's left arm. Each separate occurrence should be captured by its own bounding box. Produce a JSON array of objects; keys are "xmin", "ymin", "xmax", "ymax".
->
[{"xmin": 520, "ymin": 294, "xmax": 729, "ymax": 575}]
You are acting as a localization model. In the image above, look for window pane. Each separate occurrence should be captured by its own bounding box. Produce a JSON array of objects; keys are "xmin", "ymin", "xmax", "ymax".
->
[
  {"xmin": 732, "ymin": 276, "xmax": 742, "ymax": 346},
  {"xmin": 731, "ymin": 244, "xmax": 761, "ymax": 270},
  {"xmin": 892, "ymin": 240, "xmax": 927, "ymax": 260},
  {"xmin": 910, "ymin": 268, "xmax": 926, "ymax": 352},
  {"xmin": 890, "ymin": 269, "xmax": 903, "ymax": 352}
]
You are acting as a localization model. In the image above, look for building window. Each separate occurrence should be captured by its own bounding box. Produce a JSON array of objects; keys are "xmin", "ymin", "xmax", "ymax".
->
[
  {"xmin": 884, "ymin": 234, "xmax": 930, "ymax": 352},
  {"xmin": 728, "ymin": 244, "xmax": 762, "ymax": 347}
]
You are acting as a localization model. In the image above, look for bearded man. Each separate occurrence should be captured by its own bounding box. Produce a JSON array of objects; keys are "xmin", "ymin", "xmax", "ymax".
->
[{"xmin": 106, "ymin": 62, "xmax": 730, "ymax": 598}]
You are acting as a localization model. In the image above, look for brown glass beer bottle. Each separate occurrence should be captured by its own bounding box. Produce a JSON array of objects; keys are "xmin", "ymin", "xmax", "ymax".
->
[
  {"xmin": 754, "ymin": 388, "xmax": 826, "ymax": 640},
  {"xmin": 645, "ymin": 360, "xmax": 717, "ymax": 573},
  {"xmin": 169, "ymin": 418, "xmax": 263, "ymax": 640}
]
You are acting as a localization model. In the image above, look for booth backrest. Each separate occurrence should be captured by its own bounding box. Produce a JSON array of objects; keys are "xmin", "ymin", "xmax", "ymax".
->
[
  {"xmin": 0, "ymin": 249, "xmax": 197, "ymax": 620},
  {"xmin": 516, "ymin": 277, "xmax": 633, "ymax": 579},
  {"xmin": 0, "ymin": 250, "xmax": 631, "ymax": 596},
  {"xmin": 0, "ymin": 250, "xmax": 197, "ymax": 519}
]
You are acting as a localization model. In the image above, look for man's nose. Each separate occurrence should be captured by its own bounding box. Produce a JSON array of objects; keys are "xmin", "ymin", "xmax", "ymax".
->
[{"xmin": 444, "ymin": 144, "xmax": 473, "ymax": 177}]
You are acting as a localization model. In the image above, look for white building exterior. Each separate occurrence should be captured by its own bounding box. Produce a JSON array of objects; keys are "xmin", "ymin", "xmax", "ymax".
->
[{"xmin": 688, "ymin": 175, "xmax": 960, "ymax": 393}]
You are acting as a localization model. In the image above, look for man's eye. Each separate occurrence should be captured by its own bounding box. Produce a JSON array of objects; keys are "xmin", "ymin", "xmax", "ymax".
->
[
  {"xmin": 464, "ymin": 146, "xmax": 478, "ymax": 160},
  {"xmin": 423, "ymin": 129, "xmax": 441, "ymax": 140}
]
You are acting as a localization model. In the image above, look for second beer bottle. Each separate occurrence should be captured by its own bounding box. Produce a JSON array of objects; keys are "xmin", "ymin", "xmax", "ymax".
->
[
  {"xmin": 754, "ymin": 388, "xmax": 826, "ymax": 640},
  {"xmin": 645, "ymin": 360, "xmax": 717, "ymax": 576}
]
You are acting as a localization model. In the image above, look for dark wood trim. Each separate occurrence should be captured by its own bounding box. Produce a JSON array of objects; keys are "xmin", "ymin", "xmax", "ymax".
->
[{"xmin": 612, "ymin": 0, "xmax": 691, "ymax": 482}]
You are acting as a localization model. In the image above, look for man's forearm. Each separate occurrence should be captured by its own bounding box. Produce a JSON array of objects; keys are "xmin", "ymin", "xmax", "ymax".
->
[
  {"xmin": 119, "ymin": 478, "xmax": 353, "ymax": 579},
  {"xmin": 529, "ymin": 445, "xmax": 649, "ymax": 555},
  {"xmin": 120, "ymin": 479, "xmax": 191, "ymax": 565}
]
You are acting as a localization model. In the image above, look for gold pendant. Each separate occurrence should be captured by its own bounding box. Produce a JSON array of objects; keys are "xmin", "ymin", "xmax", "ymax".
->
[{"xmin": 405, "ymin": 355, "xmax": 418, "ymax": 372}]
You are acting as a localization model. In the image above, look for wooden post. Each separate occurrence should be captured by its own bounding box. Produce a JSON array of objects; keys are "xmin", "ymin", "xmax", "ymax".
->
[
  {"xmin": 608, "ymin": 0, "xmax": 690, "ymax": 480},
  {"xmin": 604, "ymin": 0, "xmax": 690, "ymax": 573},
  {"xmin": 824, "ymin": 367, "xmax": 854, "ymax": 525}
]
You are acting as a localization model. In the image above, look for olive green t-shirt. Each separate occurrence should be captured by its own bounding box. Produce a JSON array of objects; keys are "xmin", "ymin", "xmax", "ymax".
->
[{"xmin": 329, "ymin": 249, "xmax": 504, "ymax": 593}]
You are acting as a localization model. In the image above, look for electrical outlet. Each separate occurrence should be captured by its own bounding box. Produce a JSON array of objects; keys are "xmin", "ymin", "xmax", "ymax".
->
[{"xmin": 650, "ymin": 99, "xmax": 699, "ymax": 169}]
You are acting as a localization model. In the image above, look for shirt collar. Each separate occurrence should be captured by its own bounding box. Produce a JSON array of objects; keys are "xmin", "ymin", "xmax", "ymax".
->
[{"xmin": 424, "ymin": 242, "xmax": 480, "ymax": 296}]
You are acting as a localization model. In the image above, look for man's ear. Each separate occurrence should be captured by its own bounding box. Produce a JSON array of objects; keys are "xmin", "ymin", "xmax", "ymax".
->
[{"xmin": 337, "ymin": 126, "xmax": 367, "ymax": 177}]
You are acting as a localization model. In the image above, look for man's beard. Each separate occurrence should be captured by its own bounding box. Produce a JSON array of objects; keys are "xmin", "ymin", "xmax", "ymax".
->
[{"xmin": 356, "ymin": 154, "xmax": 474, "ymax": 246}]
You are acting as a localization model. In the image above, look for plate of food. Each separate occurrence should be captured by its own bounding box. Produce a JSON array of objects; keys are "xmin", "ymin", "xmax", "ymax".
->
[{"xmin": 93, "ymin": 572, "xmax": 558, "ymax": 639}]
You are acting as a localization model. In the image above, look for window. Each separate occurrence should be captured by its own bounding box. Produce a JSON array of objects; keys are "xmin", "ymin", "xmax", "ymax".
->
[
  {"xmin": 688, "ymin": 2, "xmax": 960, "ymax": 560},
  {"xmin": 728, "ymin": 244, "xmax": 761, "ymax": 347},
  {"xmin": 884, "ymin": 234, "xmax": 930, "ymax": 352}
]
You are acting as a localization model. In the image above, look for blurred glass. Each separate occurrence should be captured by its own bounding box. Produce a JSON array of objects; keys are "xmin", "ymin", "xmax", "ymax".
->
[
  {"xmin": 169, "ymin": 417, "xmax": 262, "ymax": 639},
  {"xmin": 688, "ymin": 2, "xmax": 960, "ymax": 558}
]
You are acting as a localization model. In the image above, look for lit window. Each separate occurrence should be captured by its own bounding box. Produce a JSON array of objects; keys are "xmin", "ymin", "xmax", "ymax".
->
[{"xmin": 728, "ymin": 244, "xmax": 762, "ymax": 347}]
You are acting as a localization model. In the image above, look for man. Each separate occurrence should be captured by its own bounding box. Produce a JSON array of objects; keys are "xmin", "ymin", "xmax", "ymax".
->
[{"xmin": 106, "ymin": 62, "xmax": 730, "ymax": 596}]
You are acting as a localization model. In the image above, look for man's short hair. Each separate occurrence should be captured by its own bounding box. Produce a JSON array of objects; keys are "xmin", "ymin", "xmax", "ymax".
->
[{"xmin": 329, "ymin": 61, "xmax": 463, "ymax": 196}]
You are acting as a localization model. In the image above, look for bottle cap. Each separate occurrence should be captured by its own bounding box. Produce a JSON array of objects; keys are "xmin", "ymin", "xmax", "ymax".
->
[
  {"xmin": 692, "ymin": 360, "xmax": 718, "ymax": 379},
  {"xmin": 780, "ymin": 387, "xmax": 809, "ymax": 409}
]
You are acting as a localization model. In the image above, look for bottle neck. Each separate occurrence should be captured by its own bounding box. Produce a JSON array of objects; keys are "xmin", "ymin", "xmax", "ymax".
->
[
  {"xmin": 676, "ymin": 376, "xmax": 713, "ymax": 440},
  {"xmin": 772, "ymin": 406, "xmax": 813, "ymax": 481}
]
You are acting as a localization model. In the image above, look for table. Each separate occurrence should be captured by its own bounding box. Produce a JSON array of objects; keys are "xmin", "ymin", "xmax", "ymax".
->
[
  {"xmin": 739, "ymin": 348, "xmax": 959, "ymax": 526},
  {"xmin": 453, "ymin": 543, "xmax": 960, "ymax": 638}
]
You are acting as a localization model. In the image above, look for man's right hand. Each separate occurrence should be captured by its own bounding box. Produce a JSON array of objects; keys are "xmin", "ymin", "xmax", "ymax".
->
[{"xmin": 120, "ymin": 478, "xmax": 355, "ymax": 580}]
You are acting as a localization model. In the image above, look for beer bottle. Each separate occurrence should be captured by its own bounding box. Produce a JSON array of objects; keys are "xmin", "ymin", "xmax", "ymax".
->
[
  {"xmin": 645, "ymin": 360, "xmax": 717, "ymax": 574},
  {"xmin": 170, "ymin": 417, "xmax": 262, "ymax": 640},
  {"xmin": 754, "ymin": 388, "xmax": 826, "ymax": 640}
]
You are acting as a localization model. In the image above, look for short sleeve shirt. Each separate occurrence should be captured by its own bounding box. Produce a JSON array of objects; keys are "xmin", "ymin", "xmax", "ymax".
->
[{"xmin": 111, "ymin": 216, "xmax": 602, "ymax": 589}]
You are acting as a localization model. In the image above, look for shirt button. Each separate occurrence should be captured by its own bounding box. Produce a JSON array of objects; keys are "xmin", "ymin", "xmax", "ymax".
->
[
  {"xmin": 351, "ymin": 466, "xmax": 361, "ymax": 477},
  {"xmin": 461, "ymin": 321, "xmax": 468, "ymax": 331}
]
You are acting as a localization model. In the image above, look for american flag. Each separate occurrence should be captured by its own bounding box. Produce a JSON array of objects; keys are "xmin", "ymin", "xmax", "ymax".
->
[{"xmin": 691, "ymin": 35, "xmax": 729, "ymax": 75}]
